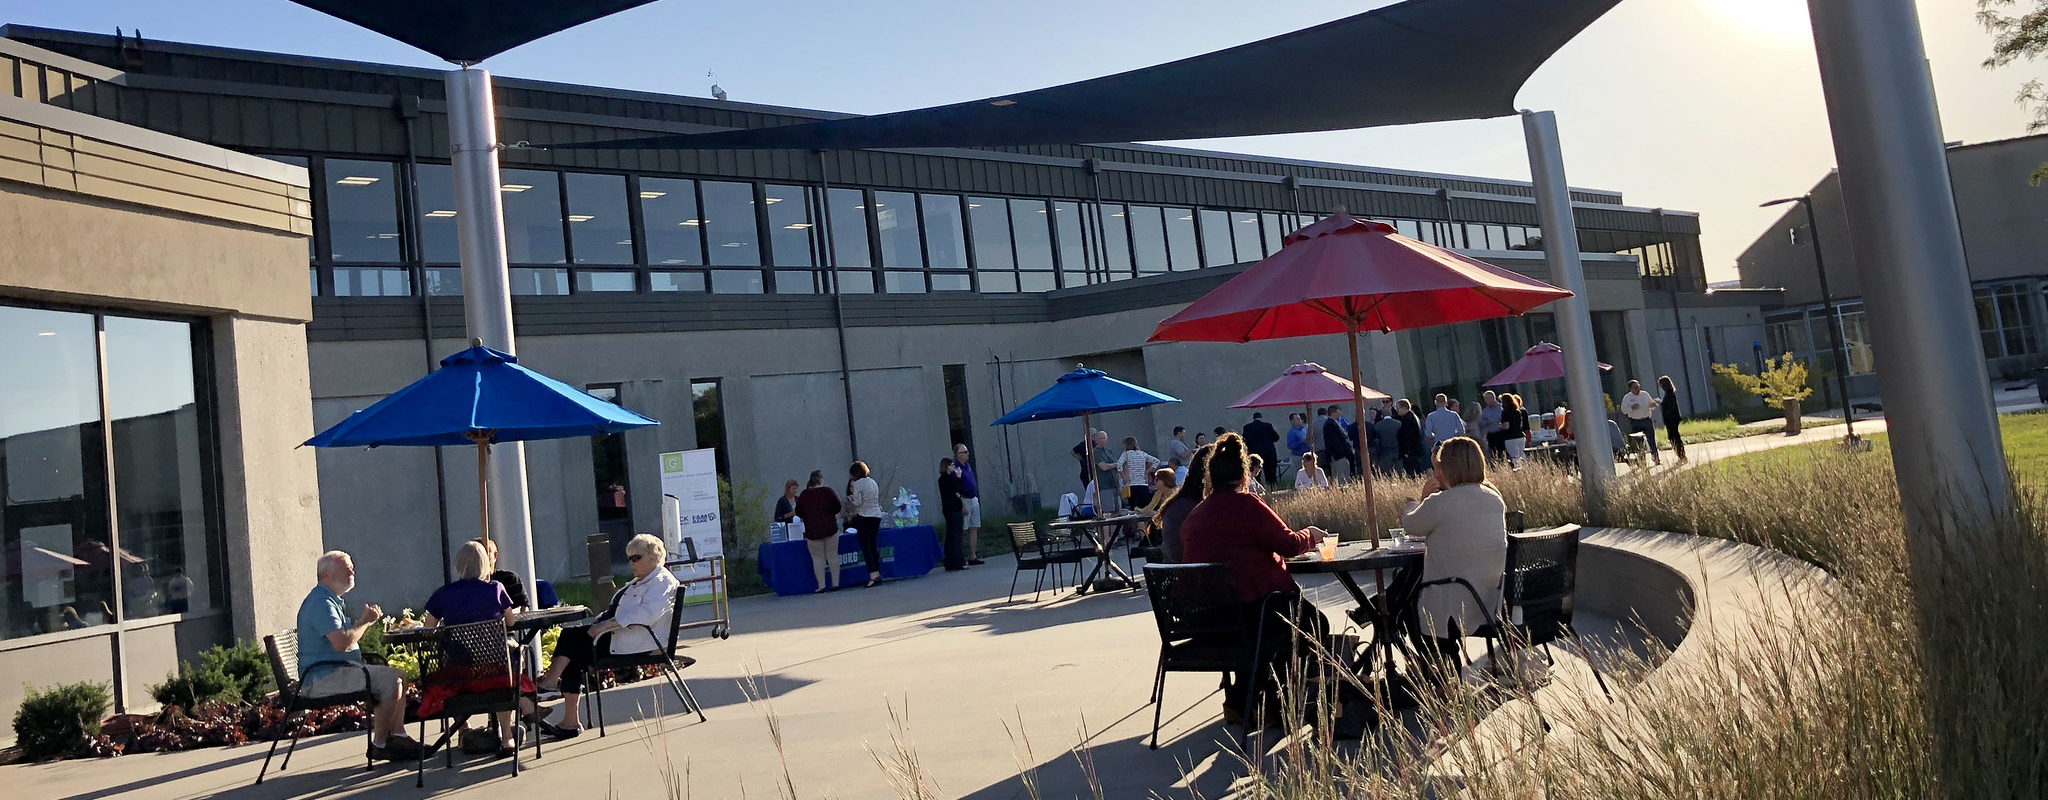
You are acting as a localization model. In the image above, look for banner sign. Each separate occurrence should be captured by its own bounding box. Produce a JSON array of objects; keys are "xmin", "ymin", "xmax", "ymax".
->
[{"xmin": 659, "ymin": 448, "xmax": 725, "ymax": 605}]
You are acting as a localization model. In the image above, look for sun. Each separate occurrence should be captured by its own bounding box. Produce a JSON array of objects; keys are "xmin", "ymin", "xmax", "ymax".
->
[{"xmin": 1700, "ymin": 0, "xmax": 1812, "ymax": 41}]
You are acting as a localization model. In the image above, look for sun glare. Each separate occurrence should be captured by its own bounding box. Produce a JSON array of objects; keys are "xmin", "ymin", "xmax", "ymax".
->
[{"xmin": 1702, "ymin": 0, "xmax": 1811, "ymax": 41}]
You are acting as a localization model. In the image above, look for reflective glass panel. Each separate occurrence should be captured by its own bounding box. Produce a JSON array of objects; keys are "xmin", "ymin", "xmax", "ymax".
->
[
  {"xmin": 640, "ymin": 177, "xmax": 704, "ymax": 266},
  {"xmin": 415, "ymin": 163, "xmax": 461, "ymax": 263},
  {"xmin": 424, "ymin": 268, "xmax": 463, "ymax": 296},
  {"xmin": 1053, "ymin": 201, "xmax": 1089, "ymax": 280},
  {"xmin": 1129, "ymin": 206, "xmax": 1168, "ymax": 273},
  {"xmin": 1199, "ymin": 209, "xmax": 1234, "ymax": 267},
  {"xmin": 1233, "ymin": 212, "xmax": 1263, "ymax": 263},
  {"xmin": 650, "ymin": 270, "xmax": 706, "ymax": 293},
  {"xmin": 1164, "ymin": 208, "xmax": 1198, "ymax": 271},
  {"xmin": 500, "ymin": 169, "xmax": 566, "ymax": 264},
  {"xmin": 1010, "ymin": 199, "xmax": 1054, "ymax": 271},
  {"xmin": 968, "ymin": 197, "xmax": 1014, "ymax": 270},
  {"xmin": 103, "ymin": 316, "xmax": 213, "ymax": 620},
  {"xmin": 332, "ymin": 267, "xmax": 412, "ymax": 297},
  {"xmin": 765, "ymin": 185, "xmax": 815, "ymax": 267},
  {"xmin": 836, "ymin": 269, "xmax": 875, "ymax": 294},
  {"xmin": 931, "ymin": 272, "xmax": 972, "ymax": 292},
  {"xmin": 774, "ymin": 270, "xmax": 821, "ymax": 294},
  {"xmin": 565, "ymin": 173, "xmax": 633, "ymax": 265},
  {"xmin": 1261, "ymin": 212, "xmax": 1288, "ymax": 256},
  {"xmin": 874, "ymin": 191, "xmax": 922, "ymax": 268},
  {"xmin": 701, "ymin": 181, "xmax": 760, "ymax": 266},
  {"xmin": 981, "ymin": 272, "xmax": 1019, "ymax": 293},
  {"xmin": 884, "ymin": 271, "xmax": 927, "ymax": 293},
  {"xmin": 1019, "ymin": 271, "xmax": 1057, "ymax": 293},
  {"xmin": 574, "ymin": 270, "xmax": 637, "ymax": 293},
  {"xmin": 509, "ymin": 267, "xmax": 569, "ymax": 295},
  {"xmin": 1099, "ymin": 203, "xmax": 1132, "ymax": 276},
  {"xmin": 324, "ymin": 159, "xmax": 401, "ymax": 263},
  {"xmin": 711, "ymin": 269, "xmax": 764, "ymax": 294},
  {"xmin": 824, "ymin": 188, "xmax": 871, "ymax": 269},
  {"xmin": 921, "ymin": 194, "xmax": 968, "ymax": 270},
  {"xmin": 0, "ymin": 306, "xmax": 112, "ymax": 638}
]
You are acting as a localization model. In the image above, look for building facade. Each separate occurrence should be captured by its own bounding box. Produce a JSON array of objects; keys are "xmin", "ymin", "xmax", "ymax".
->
[
  {"xmin": 1737, "ymin": 134, "xmax": 2048, "ymax": 403},
  {"xmin": 0, "ymin": 37, "xmax": 320, "ymax": 733},
  {"xmin": 3, "ymin": 27, "xmax": 1760, "ymax": 618}
]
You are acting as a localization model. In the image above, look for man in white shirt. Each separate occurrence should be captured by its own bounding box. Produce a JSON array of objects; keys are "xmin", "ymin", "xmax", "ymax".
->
[
  {"xmin": 1620, "ymin": 379, "xmax": 1662, "ymax": 465},
  {"xmin": 1423, "ymin": 393, "xmax": 1466, "ymax": 452}
]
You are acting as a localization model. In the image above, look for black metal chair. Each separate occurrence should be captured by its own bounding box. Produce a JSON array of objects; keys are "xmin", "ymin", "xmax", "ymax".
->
[
  {"xmin": 585, "ymin": 585, "xmax": 706, "ymax": 736},
  {"xmin": 1499, "ymin": 524, "xmax": 1609, "ymax": 696},
  {"xmin": 1141, "ymin": 563, "xmax": 1280, "ymax": 749},
  {"xmin": 253, "ymin": 629, "xmax": 379, "ymax": 785},
  {"xmin": 1505, "ymin": 509, "xmax": 1527, "ymax": 533},
  {"xmin": 1007, "ymin": 521, "xmax": 1089, "ymax": 601},
  {"xmin": 411, "ymin": 619, "xmax": 529, "ymax": 788}
]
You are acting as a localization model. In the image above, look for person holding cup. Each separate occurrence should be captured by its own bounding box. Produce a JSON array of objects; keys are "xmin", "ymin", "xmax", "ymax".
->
[{"xmin": 1399, "ymin": 436, "xmax": 1508, "ymax": 684}]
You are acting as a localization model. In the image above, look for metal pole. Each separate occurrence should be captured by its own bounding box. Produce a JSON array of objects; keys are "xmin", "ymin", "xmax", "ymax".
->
[
  {"xmin": 1346, "ymin": 323, "xmax": 1380, "ymax": 546},
  {"xmin": 1806, "ymin": 0, "xmax": 2009, "ymax": 533},
  {"xmin": 1799, "ymin": 197, "xmax": 1856, "ymax": 440},
  {"xmin": 1521, "ymin": 110, "xmax": 1612, "ymax": 517},
  {"xmin": 446, "ymin": 67, "xmax": 538, "ymax": 595}
]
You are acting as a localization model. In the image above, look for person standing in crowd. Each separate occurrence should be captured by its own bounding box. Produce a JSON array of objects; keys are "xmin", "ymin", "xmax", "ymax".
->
[
  {"xmin": 796, "ymin": 471, "xmax": 843, "ymax": 593},
  {"xmin": 1555, "ymin": 401, "xmax": 1574, "ymax": 442},
  {"xmin": 1116, "ymin": 436, "xmax": 1164, "ymax": 508},
  {"xmin": 1293, "ymin": 451, "xmax": 1331, "ymax": 490},
  {"xmin": 1478, "ymin": 391, "xmax": 1504, "ymax": 459},
  {"xmin": 1213, "ymin": 426, "xmax": 1228, "ymax": 441},
  {"xmin": 845, "ymin": 462, "xmax": 884, "ymax": 587},
  {"xmin": 1424, "ymin": 393, "xmax": 1464, "ymax": 453},
  {"xmin": 1620, "ymin": 379, "xmax": 1663, "ymax": 465},
  {"xmin": 1659, "ymin": 375, "xmax": 1688, "ymax": 463},
  {"xmin": 1498, "ymin": 393, "xmax": 1527, "ymax": 467},
  {"xmin": 1399, "ymin": 437, "xmax": 1508, "ymax": 687},
  {"xmin": 1338, "ymin": 407, "xmax": 1363, "ymax": 479},
  {"xmin": 1373, "ymin": 409, "xmax": 1402, "ymax": 474},
  {"xmin": 774, "ymin": 479, "xmax": 800, "ymax": 526},
  {"xmin": 1167, "ymin": 426, "xmax": 1193, "ymax": 470},
  {"xmin": 952, "ymin": 444, "xmax": 986, "ymax": 566},
  {"xmin": 1194, "ymin": 431, "xmax": 1210, "ymax": 449},
  {"xmin": 1395, "ymin": 399, "xmax": 1428, "ymax": 477},
  {"xmin": 1247, "ymin": 455, "xmax": 1268, "ymax": 495},
  {"xmin": 1242, "ymin": 412, "xmax": 1281, "ymax": 486},
  {"xmin": 937, "ymin": 458, "xmax": 968, "ymax": 571},
  {"xmin": 1073, "ymin": 429, "xmax": 1118, "ymax": 512},
  {"xmin": 1155, "ymin": 444, "xmax": 1213, "ymax": 564},
  {"xmin": 1319, "ymin": 407, "xmax": 1352, "ymax": 480},
  {"xmin": 1286, "ymin": 412, "xmax": 1312, "ymax": 465}
]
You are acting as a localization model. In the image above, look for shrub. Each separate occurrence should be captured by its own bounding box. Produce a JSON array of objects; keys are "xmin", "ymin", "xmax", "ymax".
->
[
  {"xmin": 14, "ymin": 681, "xmax": 112, "ymax": 761},
  {"xmin": 149, "ymin": 642, "xmax": 277, "ymax": 710},
  {"xmin": 199, "ymin": 641, "xmax": 276, "ymax": 704},
  {"xmin": 1713, "ymin": 353, "xmax": 1814, "ymax": 409}
]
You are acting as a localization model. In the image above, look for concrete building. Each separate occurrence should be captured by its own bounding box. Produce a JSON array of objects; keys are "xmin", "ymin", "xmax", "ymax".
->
[
  {"xmin": 0, "ymin": 27, "xmax": 1771, "ymax": 623},
  {"xmin": 0, "ymin": 39, "xmax": 319, "ymax": 731},
  {"xmin": 1738, "ymin": 133, "xmax": 2048, "ymax": 403}
]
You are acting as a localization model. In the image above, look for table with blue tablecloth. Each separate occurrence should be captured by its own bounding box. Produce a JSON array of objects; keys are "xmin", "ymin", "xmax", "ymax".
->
[{"xmin": 756, "ymin": 525, "xmax": 940, "ymax": 595}]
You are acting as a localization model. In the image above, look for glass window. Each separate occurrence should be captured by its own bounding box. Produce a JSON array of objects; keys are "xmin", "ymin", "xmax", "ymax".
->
[
  {"xmin": 765, "ymin": 185, "xmax": 815, "ymax": 267},
  {"xmin": 1099, "ymin": 203, "xmax": 1132, "ymax": 279},
  {"xmin": 1129, "ymin": 206, "xmax": 1168, "ymax": 274},
  {"xmin": 969, "ymin": 198, "xmax": 1014, "ymax": 270},
  {"xmin": 701, "ymin": 181, "xmax": 760, "ymax": 267},
  {"xmin": 774, "ymin": 270, "xmax": 822, "ymax": 294},
  {"xmin": 103, "ymin": 316, "xmax": 214, "ymax": 620},
  {"xmin": 711, "ymin": 269, "xmax": 764, "ymax": 294},
  {"xmin": 836, "ymin": 270, "xmax": 874, "ymax": 294},
  {"xmin": 1010, "ymin": 199, "xmax": 1054, "ymax": 271},
  {"xmin": 884, "ymin": 271, "xmax": 927, "ymax": 294},
  {"xmin": 1164, "ymin": 208, "xmax": 1198, "ymax": 271},
  {"xmin": 1053, "ymin": 201, "xmax": 1089, "ymax": 285},
  {"xmin": 1, "ymin": 306, "xmax": 113, "ymax": 638},
  {"xmin": 415, "ymin": 163, "xmax": 461, "ymax": 264},
  {"xmin": 1260, "ymin": 212, "xmax": 1288, "ymax": 256},
  {"xmin": 931, "ymin": 272, "xmax": 973, "ymax": 292},
  {"xmin": 1200, "ymin": 209, "xmax": 1234, "ymax": 267},
  {"xmin": 323, "ymin": 159, "xmax": 401, "ymax": 263},
  {"xmin": 650, "ymin": 270, "xmax": 706, "ymax": 293},
  {"xmin": 921, "ymin": 194, "xmax": 968, "ymax": 270},
  {"xmin": 265, "ymin": 156, "xmax": 314, "ymax": 264},
  {"xmin": 424, "ymin": 267, "xmax": 462, "ymax": 296},
  {"xmin": 499, "ymin": 169, "xmax": 566, "ymax": 264},
  {"xmin": 875, "ymin": 191, "xmax": 922, "ymax": 268},
  {"xmin": 1019, "ymin": 271, "xmax": 1057, "ymax": 293},
  {"xmin": 1506, "ymin": 225, "xmax": 1529, "ymax": 249},
  {"xmin": 640, "ymin": 177, "xmax": 704, "ymax": 266},
  {"xmin": 574, "ymin": 270, "xmax": 637, "ymax": 293},
  {"xmin": 824, "ymin": 188, "xmax": 871, "ymax": 269},
  {"xmin": 1395, "ymin": 219, "xmax": 1421, "ymax": 240},
  {"xmin": 565, "ymin": 173, "xmax": 632, "ymax": 265},
  {"xmin": 980, "ymin": 272, "xmax": 1019, "ymax": 293},
  {"xmin": 332, "ymin": 267, "xmax": 412, "ymax": 297},
  {"xmin": 510, "ymin": 267, "xmax": 569, "ymax": 295},
  {"xmin": 1233, "ymin": 212, "xmax": 1264, "ymax": 263}
]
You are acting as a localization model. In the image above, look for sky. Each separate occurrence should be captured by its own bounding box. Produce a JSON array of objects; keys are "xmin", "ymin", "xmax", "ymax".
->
[{"xmin": 5, "ymin": 0, "xmax": 2028, "ymax": 282}]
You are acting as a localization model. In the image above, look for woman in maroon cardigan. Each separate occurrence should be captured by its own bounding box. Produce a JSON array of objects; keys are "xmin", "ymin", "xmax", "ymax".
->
[{"xmin": 1181, "ymin": 433, "xmax": 1331, "ymax": 725}]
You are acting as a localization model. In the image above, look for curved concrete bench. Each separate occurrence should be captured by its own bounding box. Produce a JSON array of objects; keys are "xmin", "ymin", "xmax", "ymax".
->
[{"xmin": 1577, "ymin": 526, "xmax": 1829, "ymax": 673}]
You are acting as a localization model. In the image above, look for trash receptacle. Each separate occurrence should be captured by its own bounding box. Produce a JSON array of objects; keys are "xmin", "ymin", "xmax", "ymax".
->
[{"xmin": 1781, "ymin": 397, "xmax": 1802, "ymax": 435}]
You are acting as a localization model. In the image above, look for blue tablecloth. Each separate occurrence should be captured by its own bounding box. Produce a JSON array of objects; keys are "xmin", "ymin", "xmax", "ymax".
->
[{"xmin": 756, "ymin": 525, "xmax": 940, "ymax": 596}]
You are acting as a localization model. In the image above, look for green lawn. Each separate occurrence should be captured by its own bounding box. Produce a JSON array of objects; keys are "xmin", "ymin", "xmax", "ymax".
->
[{"xmin": 1706, "ymin": 409, "xmax": 2048, "ymax": 481}]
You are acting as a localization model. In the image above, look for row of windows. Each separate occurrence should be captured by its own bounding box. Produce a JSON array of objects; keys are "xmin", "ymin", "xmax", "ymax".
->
[
  {"xmin": 1766, "ymin": 304, "xmax": 1879, "ymax": 377},
  {"xmin": 1974, "ymin": 283, "xmax": 2043, "ymax": 359},
  {"xmin": 287, "ymin": 156, "xmax": 1592, "ymax": 298}
]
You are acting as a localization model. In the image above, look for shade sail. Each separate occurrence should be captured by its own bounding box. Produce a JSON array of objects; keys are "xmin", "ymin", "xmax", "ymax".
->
[
  {"xmin": 548, "ymin": 0, "xmax": 1620, "ymax": 151},
  {"xmin": 1483, "ymin": 342, "xmax": 1610, "ymax": 386},
  {"xmin": 287, "ymin": 0, "xmax": 660, "ymax": 64},
  {"xmin": 991, "ymin": 368, "xmax": 1179, "ymax": 426},
  {"xmin": 1229, "ymin": 362, "xmax": 1389, "ymax": 409},
  {"xmin": 304, "ymin": 345, "xmax": 658, "ymax": 448}
]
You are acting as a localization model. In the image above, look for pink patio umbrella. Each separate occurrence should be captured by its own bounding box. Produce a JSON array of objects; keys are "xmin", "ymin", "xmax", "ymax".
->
[
  {"xmin": 1483, "ymin": 342, "xmax": 1611, "ymax": 387},
  {"xmin": 1227, "ymin": 361, "xmax": 1391, "ymax": 454}
]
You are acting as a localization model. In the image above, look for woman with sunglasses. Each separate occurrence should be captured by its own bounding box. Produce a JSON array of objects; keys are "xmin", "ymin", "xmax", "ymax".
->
[{"xmin": 534, "ymin": 533, "xmax": 679, "ymax": 740}]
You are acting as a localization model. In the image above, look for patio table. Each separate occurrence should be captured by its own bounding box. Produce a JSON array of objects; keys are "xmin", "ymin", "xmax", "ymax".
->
[
  {"xmin": 1047, "ymin": 511, "xmax": 1151, "ymax": 593},
  {"xmin": 1285, "ymin": 542, "xmax": 1425, "ymax": 703},
  {"xmin": 383, "ymin": 605, "xmax": 589, "ymax": 759}
]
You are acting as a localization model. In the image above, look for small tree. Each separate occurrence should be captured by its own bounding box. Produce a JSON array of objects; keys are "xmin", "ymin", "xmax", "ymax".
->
[{"xmin": 1711, "ymin": 353, "xmax": 1814, "ymax": 410}]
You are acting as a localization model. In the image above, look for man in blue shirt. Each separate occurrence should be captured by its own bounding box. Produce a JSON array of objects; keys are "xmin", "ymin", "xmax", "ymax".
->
[
  {"xmin": 1286, "ymin": 413, "xmax": 1312, "ymax": 462},
  {"xmin": 953, "ymin": 444, "xmax": 986, "ymax": 566},
  {"xmin": 296, "ymin": 550, "xmax": 420, "ymax": 760},
  {"xmin": 1424, "ymin": 393, "xmax": 1467, "ymax": 453}
]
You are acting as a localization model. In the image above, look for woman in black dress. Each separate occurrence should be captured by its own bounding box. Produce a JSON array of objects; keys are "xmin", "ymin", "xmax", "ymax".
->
[
  {"xmin": 1659, "ymin": 375, "xmax": 1687, "ymax": 462},
  {"xmin": 937, "ymin": 458, "xmax": 968, "ymax": 571}
]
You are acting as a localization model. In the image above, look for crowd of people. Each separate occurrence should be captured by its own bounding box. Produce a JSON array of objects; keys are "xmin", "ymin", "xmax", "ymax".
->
[{"xmin": 774, "ymin": 445, "xmax": 996, "ymax": 594}]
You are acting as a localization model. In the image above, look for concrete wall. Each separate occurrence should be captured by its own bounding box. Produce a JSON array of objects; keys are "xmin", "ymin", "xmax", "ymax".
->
[{"xmin": 1645, "ymin": 293, "xmax": 1774, "ymax": 416}]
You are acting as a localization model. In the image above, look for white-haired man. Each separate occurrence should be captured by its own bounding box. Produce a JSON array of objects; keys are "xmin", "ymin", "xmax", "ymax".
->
[{"xmin": 296, "ymin": 550, "xmax": 420, "ymax": 760}]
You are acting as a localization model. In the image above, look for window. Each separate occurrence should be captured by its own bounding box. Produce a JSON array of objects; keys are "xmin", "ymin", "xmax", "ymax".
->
[
  {"xmin": 1837, "ymin": 305, "xmax": 1875, "ymax": 375},
  {"xmin": 424, "ymin": 268, "xmax": 462, "ymax": 297},
  {"xmin": 1233, "ymin": 212, "xmax": 1264, "ymax": 263},
  {"xmin": 1260, "ymin": 212, "xmax": 1288, "ymax": 256},
  {"xmin": 499, "ymin": 169, "xmax": 566, "ymax": 264},
  {"xmin": 875, "ymin": 191, "xmax": 923, "ymax": 292},
  {"xmin": 264, "ymin": 155, "xmax": 314, "ymax": 267},
  {"xmin": 640, "ymin": 177, "xmax": 704, "ymax": 266},
  {"xmin": 323, "ymin": 159, "xmax": 402, "ymax": 263},
  {"xmin": 823, "ymin": 188, "xmax": 874, "ymax": 294},
  {"xmin": 969, "ymin": 197, "xmax": 1016, "ymax": 293},
  {"xmin": 574, "ymin": 270, "xmax": 637, "ymax": 293},
  {"xmin": 414, "ymin": 163, "xmax": 461, "ymax": 264},
  {"xmin": 1098, "ymin": 203, "xmax": 1133, "ymax": 280},
  {"xmin": 1054, "ymin": 201, "xmax": 1089, "ymax": 287},
  {"xmin": 565, "ymin": 173, "xmax": 633, "ymax": 265},
  {"xmin": 690, "ymin": 379, "xmax": 730, "ymax": 481},
  {"xmin": 332, "ymin": 267, "xmax": 412, "ymax": 297},
  {"xmin": 765, "ymin": 185, "xmax": 815, "ymax": 268},
  {"xmin": 510, "ymin": 268, "xmax": 570, "ymax": 296},
  {"xmin": 774, "ymin": 271, "xmax": 824, "ymax": 294},
  {"xmin": 103, "ymin": 317, "xmax": 216, "ymax": 621},
  {"xmin": 921, "ymin": 194, "xmax": 971, "ymax": 291},
  {"xmin": 650, "ymin": 270, "xmax": 707, "ymax": 293},
  {"xmin": 1975, "ymin": 283, "xmax": 2041, "ymax": 358},
  {"xmin": 1164, "ymin": 208, "xmax": 1198, "ymax": 271},
  {"xmin": 1199, "ymin": 209, "xmax": 1235, "ymax": 267},
  {"xmin": 702, "ymin": 181, "xmax": 762, "ymax": 293},
  {"xmin": 1129, "ymin": 205, "xmax": 1169, "ymax": 274}
]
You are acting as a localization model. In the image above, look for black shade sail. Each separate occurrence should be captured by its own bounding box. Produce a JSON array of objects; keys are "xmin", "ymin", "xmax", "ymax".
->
[
  {"xmin": 288, "ymin": 0, "xmax": 661, "ymax": 64},
  {"xmin": 550, "ymin": 0, "xmax": 1618, "ymax": 151}
]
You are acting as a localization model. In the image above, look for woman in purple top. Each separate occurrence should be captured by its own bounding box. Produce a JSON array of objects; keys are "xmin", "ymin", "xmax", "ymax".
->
[{"xmin": 421, "ymin": 541, "xmax": 527, "ymax": 756}]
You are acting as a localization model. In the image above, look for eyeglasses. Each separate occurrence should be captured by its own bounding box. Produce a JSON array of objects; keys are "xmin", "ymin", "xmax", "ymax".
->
[{"xmin": 628, "ymin": 555, "xmax": 645, "ymax": 563}]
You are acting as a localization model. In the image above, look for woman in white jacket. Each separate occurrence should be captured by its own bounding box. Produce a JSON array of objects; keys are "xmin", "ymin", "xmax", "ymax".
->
[
  {"xmin": 1399, "ymin": 437, "xmax": 1507, "ymax": 685},
  {"xmin": 535, "ymin": 533, "xmax": 680, "ymax": 739},
  {"xmin": 845, "ymin": 461, "xmax": 885, "ymax": 588}
]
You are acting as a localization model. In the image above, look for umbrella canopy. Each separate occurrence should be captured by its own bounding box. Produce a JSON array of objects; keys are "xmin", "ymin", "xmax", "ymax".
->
[
  {"xmin": 305, "ymin": 345, "xmax": 657, "ymax": 448},
  {"xmin": 1228, "ymin": 362, "xmax": 1390, "ymax": 409},
  {"xmin": 287, "ymin": 0, "xmax": 661, "ymax": 64},
  {"xmin": 1483, "ymin": 342, "xmax": 1611, "ymax": 387},
  {"xmin": 1147, "ymin": 214, "xmax": 1573, "ymax": 342},
  {"xmin": 990, "ymin": 368, "xmax": 1180, "ymax": 426}
]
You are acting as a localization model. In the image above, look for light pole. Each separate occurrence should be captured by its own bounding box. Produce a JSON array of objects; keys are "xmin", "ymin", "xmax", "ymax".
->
[{"xmin": 1761, "ymin": 194, "xmax": 1857, "ymax": 443}]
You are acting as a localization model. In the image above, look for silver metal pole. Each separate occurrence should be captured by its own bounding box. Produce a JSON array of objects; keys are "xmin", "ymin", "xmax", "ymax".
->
[
  {"xmin": 1521, "ymin": 110, "xmax": 1613, "ymax": 516},
  {"xmin": 1806, "ymin": 0, "xmax": 2010, "ymax": 533},
  {"xmin": 446, "ymin": 67, "xmax": 539, "ymax": 595}
]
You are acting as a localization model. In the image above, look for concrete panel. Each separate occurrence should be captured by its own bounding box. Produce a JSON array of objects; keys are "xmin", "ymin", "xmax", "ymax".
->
[
  {"xmin": 215, "ymin": 317, "xmax": 323, "ymax": 643},
  {"xmin": 0, "ymin": 634, "xmax": 116, "ymax": 743},
  {"xmin": 850, "ymin": 367, "xmax": 942, "ymax": 525},
  {"xmin": 119, "ymin": 622, "xmax": 181, "ymax": 710},
  {"xmin": 747, "ymin": 371, "xmax": 855, "ymax": 528},
  {"xmin": 310, "ymin": 395, "xmax": 447, "ymax": 611}
]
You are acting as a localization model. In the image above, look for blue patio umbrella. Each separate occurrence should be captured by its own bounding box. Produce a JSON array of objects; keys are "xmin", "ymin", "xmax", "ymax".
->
[
  {"xmin": 305, "ymin": 343, "xmax": 658, "ymax": 544},
  {"xmin": 992, "ymin": 367, "xmax": 1178, "ymax": 515}
]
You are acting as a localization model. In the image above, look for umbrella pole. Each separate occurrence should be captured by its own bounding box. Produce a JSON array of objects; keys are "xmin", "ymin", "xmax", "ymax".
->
[
  {"xmin": 1348, "ymin": 322, "xmax": 1381, "ymax": 549},
  {"xmin": 1083, "ymin": 411, "xmax": 1103, "ymax": 515},
  {"xmin": 473, "ymin": 435, "xmax": 491, "ymax": 547},
  {"xmin": 1304, "ymin": 402, "xmax": 1317, "ymax": 456}
]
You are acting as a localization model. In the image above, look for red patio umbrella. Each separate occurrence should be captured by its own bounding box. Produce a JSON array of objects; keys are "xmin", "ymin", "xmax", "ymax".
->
[
  {"xmin": 1150, "ymin": 213, "xmax": 1573, "ymax": 546},
  {"xmin": 1484, "ymin": 342, "xmax": 1610, "ymax": 387},
  {"xmin": 1227, "ymin": 361, "xmax": 1391, "ymax": 454}
]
